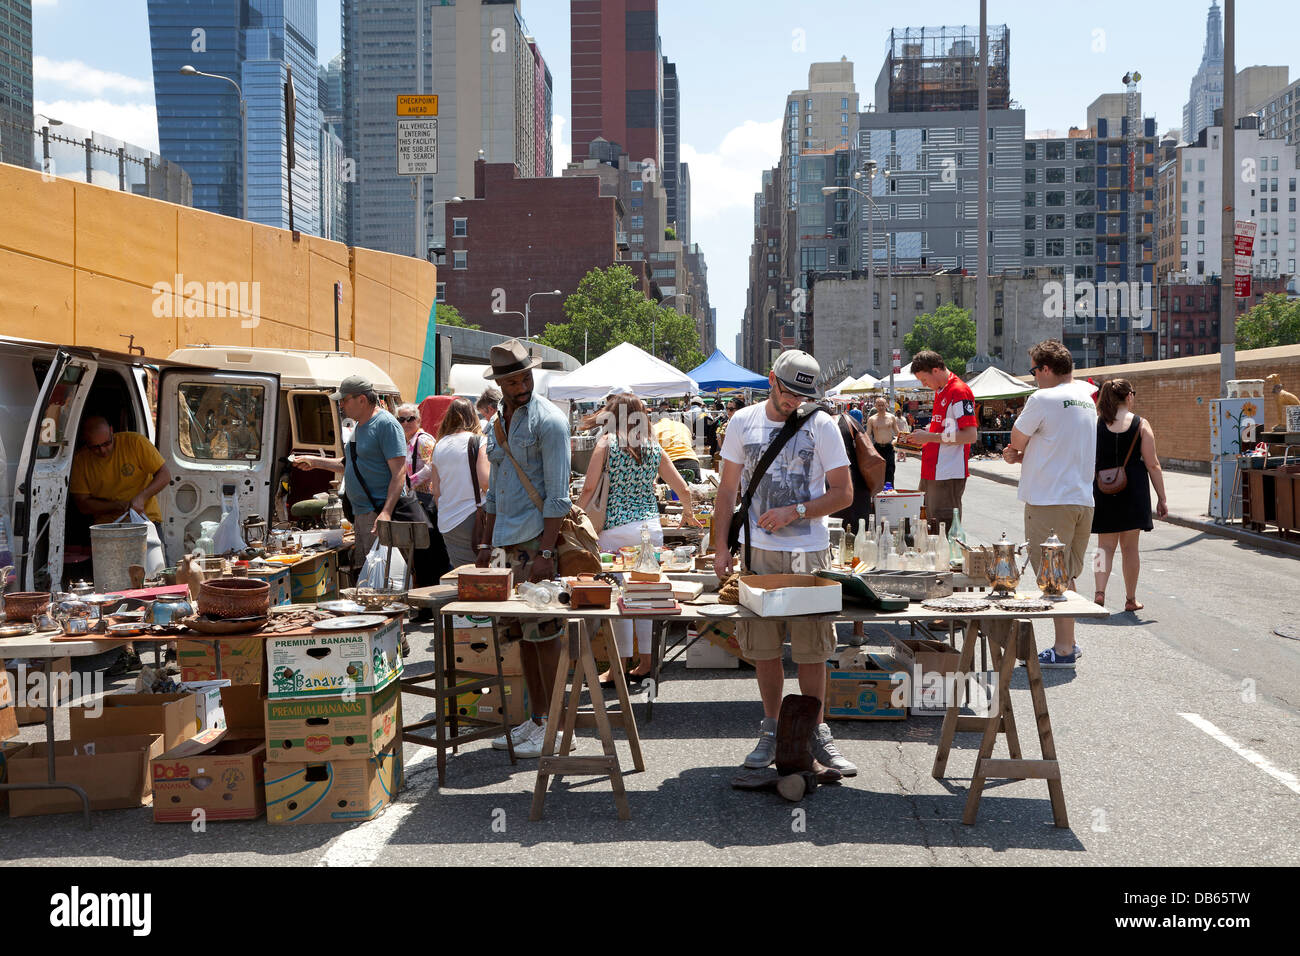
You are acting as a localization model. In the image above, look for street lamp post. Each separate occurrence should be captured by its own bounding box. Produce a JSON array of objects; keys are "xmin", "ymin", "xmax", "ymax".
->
[
  {"xmin": 525, "ymin": 289, "xmax": 563, "ymax": 341},
  {"xmin": 764, "ymin": 337, "xmax": 783, "ymax": 370},
  {"xmin": 427, "ymin": 196, "xmax": 464, "ymax": 261},
  {"xmin": 825, "ymin": 171, "xmax": 895, "ymax": 396},
  {"xmin": 655, "ymin": 292, "xmax": 692, "ymax": 359},
  {"xmin": 180, "ymin": 65, "xmax": 246, "ymax": 220},
  {"xmin": 491, "ymin": 309, "xmax": 526, "ymax": 335}
]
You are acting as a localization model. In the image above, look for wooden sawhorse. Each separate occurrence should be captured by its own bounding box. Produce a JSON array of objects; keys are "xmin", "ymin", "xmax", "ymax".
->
[
  {"xmin": 531, "ymin": 618, "xmax": 645, "ymax": 821},
  {"xmin": 932, "ymin": 617, "xmax": 1068, "ymax": 828}
]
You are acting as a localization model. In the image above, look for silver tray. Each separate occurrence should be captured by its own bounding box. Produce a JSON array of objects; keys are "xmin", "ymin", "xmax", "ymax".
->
[{"xmin": 856, "ymin": 570, "xmax": 954, "ymax": 601}]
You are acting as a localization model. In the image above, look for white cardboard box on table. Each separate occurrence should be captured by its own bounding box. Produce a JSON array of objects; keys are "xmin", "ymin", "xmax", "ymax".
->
[{"xmin": 738, "ymin": 574, "xmax": 842, "ymax": 617}]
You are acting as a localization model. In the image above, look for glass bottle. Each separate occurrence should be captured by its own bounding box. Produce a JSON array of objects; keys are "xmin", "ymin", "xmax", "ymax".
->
[
  {"xmin": 915, "ymin": 516, "xmax": 929, "ymax": 557},
  {"xmin": 948, "ymin": 508, "xmax": 967, "ymax": 568},
  {"xmin": 928, "ymin": 536, "xmax": 943, "ymax": 572},
  {"xmin": 854, "ymin": 520, "xmax": 871, "ymax": 570},
  {"xmin": 877, "ymin": 519, "xmax": 891, "ymax": 569},
  {"xmin": 840, "ymin": 525, "xmax": 854, "ymax": 568},
  {"xmin": 936, "ymin": 522, "xmax": 948, "ymax": 571}
]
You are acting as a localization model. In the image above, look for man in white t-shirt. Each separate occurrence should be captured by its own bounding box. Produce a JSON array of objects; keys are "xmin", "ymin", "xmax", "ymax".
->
[
  {"xmin": 1003, "ymin": 339, "xmax": 1098, "ymax": 668},
  {"xmin": 714, "ymin": 350, "xmax": 856, "ymax": 774}
]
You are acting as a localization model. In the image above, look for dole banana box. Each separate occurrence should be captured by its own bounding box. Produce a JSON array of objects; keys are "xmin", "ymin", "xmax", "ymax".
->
[
  {"xmin": 264, "ymin": 681, "xmax": 400, "ymax": 762},
  {"xmin": 178, "ymin": 637, "xmax": 265, "ymax": 685},
  {"xmin": 446, "ymin": 676, "xmax": 528, "ymax": 725},
  {"xmin": 267, "ymin": 617, "xmax": 402, "ymax": 700},
  {"xmin": 452, "ymin": 629, "xmax": 523, "ymax": 675},
  {"xmin": 151, "ymin": 731, "xmax": 267, "ymax": 823},
  {"xmin": 265, "ymin": 743, "xmax": 403, "ymax": 825}
]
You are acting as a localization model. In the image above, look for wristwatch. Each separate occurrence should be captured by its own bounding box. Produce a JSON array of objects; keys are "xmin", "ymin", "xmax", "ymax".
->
[
  {"xmin": 795, "ymin": 503, "xmax": 807, "ymax": 518},
  {"xmin": 538, "ymin": 549, "xmax": 556, "ymax": 560}
]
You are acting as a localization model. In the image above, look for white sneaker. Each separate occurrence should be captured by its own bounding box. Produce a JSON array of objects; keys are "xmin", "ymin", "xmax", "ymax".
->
[
  {"xmin": 514, "ymin": 720, "xmax": 552, "ymax": 759},
  {"xmin": 492, "ymin": 718, "xmax": 536, "ymax": 751}
]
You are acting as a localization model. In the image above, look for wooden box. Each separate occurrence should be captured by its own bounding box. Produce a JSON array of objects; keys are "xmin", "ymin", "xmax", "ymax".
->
[
  {"xmin": 457, "ymin": 567, "xmax": 514, "ymax": 602},
  {"xmin": 569, "ymin": 581, "xmax": 612, "ymax": 609}
]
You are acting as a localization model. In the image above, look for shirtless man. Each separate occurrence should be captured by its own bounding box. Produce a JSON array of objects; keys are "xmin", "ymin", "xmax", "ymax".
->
[{"xmin": 866, "ymin": 396, "xmax": 905, "ymax": 488}]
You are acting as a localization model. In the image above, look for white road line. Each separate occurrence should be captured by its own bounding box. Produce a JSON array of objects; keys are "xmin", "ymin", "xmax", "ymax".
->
[
  {"xmin": 317, "ymin": 746, "xmax": 438, "ymax": 867},
  {"xmin": 1179, "ymin": 713, "xmax": 1300, "ymax": 796}
]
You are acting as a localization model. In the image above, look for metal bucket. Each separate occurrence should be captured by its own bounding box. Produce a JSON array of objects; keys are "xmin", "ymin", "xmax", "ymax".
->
[{"xmin": 90, "ymin": 522, "xmax": 148, "ymax": 591}]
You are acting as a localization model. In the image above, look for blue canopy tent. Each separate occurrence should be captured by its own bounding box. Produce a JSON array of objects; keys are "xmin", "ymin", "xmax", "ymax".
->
[{"xmin": 687, "ymin": 349, "xmax": 769, "ymax": 392}]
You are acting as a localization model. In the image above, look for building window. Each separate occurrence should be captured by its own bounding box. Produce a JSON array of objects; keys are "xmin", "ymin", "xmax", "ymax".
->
[
  {"xmin": 1045, "ymin": 239, "xmax": 1064, "ymax": 257},
  {"xmin": 631, "ymin": 180, "xmax": 643, "ymax": 192},
  {"xmin": 451, "ymin": 217, "xmax": 467, "ymax": 238},
  {"xmin": 1046, "ymin": 214, "xmax": 1065, "ymax": 230},
  {"xmin": 1046, "ymin": 142, "xmax": 1066, "ymax": 160},
  {"xmin": 436, "ymin": 282, "xmax": 446, "ymax": 302},
  {"xmin": 1025, "ymin": 168, "xmax": 1037, "ymax": 184},
  {"xmin": 1197, "ymin": 220, "xmax": 1205, "ymax": 234},
  {"xmin": 1024, "ymin": 192, "xmax": 1036, "ymax": 207},
  {"xmin": 890, "ymin": 293, "xmax": 897, "ymax": 310},
  {"xmin": 873, "ymin": 292, "xmax": 880, "ymax": 309},
  {"xmin": 1076, "ymin": 189, "xmax": 1095, "ymax": 205},
  {"xmin": 453, "ymin": 250, "xmax": 467, "ymax": 270},
  {"xmin": 1075, "ymin": 239, "xmax": 1093, "ymax": 256},
  {"xmin": 1024, "ymin": 240, "xmax": 1035, "ymax": 256},
  {"xmin": 1046, "ymin": 191, "xmax": 1065, "ymax": 206},
  {"xmin": 1025, "ymin": 215, "xmax": 1036, "ymax": 230},
  {"xmin": 914, "ymin": 292, "xmax": 924, "ymax": 309},
  {"xmin": 1046, "ymin": 168, "xmax": 1066, "ymax": 183},
  {"xmin": 1025, "ymin": 143, "xmax": 1037, "ymax": 161}
]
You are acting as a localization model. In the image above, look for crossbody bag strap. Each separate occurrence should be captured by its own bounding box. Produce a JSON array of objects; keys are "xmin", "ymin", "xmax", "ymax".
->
[
  {"xmin": 1119, "ymin": 417, "xmax": 1141, "ymax": 468},
  {"xmin": 348, "ymin": 440, "xmax": 386, "ymax": 513},
  {"xmin": 737, "ymin": 403, "xmax": 823, "ymax": 568},
  {"xmin": 468, "ymin": 435, "xmax": 482, "ymax": 506},
  {"xmin": 493, "ymin": 416, "xmax": 547, "ymax": 514}
]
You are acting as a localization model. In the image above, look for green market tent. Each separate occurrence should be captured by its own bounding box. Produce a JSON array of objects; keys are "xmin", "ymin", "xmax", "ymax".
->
[{"xmin": 966, "ymin": 365, "xmax": 1037, "ymax": 401}]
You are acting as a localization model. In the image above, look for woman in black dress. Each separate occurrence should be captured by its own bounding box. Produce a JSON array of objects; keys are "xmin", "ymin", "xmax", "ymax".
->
[{"xmin": 1092, "ymin": 379, "xmax": 1169, "ymax": 612}]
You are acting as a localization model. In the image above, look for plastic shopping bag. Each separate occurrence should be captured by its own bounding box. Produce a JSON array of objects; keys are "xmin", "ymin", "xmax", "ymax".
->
[
  {"xmin": 115, "ymin": 509, "xmax": 165, "ymax": 576},
  {"xmin": 358, "ymin": 538, "xmax": 407, "ymax": 591},
  {"xmin": 212, "ymin": 493, "xmax": 246, "ymax": 555}
]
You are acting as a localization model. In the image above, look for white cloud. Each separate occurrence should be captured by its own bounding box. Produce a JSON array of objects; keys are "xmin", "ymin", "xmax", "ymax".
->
[
  {"xmin": 35, "ymin": 99, "xmax": 159, "ymax": 153},
  {"xmin": 551, "ymin": 114, "xmax": 570, "ymax": 173},
  {"xmin": 679, "ymin": 119, "xmax": 782, "ymax": 222},
  {"xmin": 34, "ymin": 55, "xmax": 151, "ymax": 97}
]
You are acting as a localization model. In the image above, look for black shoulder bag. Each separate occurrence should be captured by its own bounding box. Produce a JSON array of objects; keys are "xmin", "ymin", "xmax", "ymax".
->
[
  {"xmin": 347, "ymin": 440, "xmax": 432, "ymax": 528},
  {"xmin": 726, "ymin": 402, "xmax": 825, "ymax": 571}
]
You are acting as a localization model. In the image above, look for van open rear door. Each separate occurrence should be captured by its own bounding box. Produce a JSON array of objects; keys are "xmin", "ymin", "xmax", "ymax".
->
[
  {"xmin": 155, "ymin": 367, "xmax": 280, "ymax": 561},
  {"xmin": 13, "ymin": 349, "xmax": 98, "ymax": 591}
]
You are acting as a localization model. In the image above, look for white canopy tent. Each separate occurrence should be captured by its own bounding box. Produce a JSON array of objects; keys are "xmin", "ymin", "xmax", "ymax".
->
[
  {"xmin": 966, "ymin": 366, "xmax": 1038, "ymax": 401},
  {"xmin": 841, "ymin": 371, "xmax": 883, "ymax": 394},
  {"xmin": 546, "ymin": 342, "xmax": 699, "ymax": 401},
  {"xmin": 447, "ymin": 363, "xmax": 566, "ymax": 400},
  {"xmin": 824, "ymin": 374, "xmax": 860, "ymax": 398},
  {"xmin": 884, "ymin": 363, "xmax": 924, "ymax": 390}
]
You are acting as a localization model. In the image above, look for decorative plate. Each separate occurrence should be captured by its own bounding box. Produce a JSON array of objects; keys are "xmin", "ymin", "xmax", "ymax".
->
[
  {"xmin": 996, "ymin": 599, "xmax": 1053, "ymax": 612},
  {"xmin": 698, "ymin": 604, "xmax": 740, "ymax": 618},
  {"xmin": 0, "ymin": 623, "xmax": 36, "ymax": 638},
  {"xmin": 317, "ymin": 600, "xmax": 368, "ymax": 615},
  {"xmin": 312, "ymin": 614, "xmax": 388, "ymax": 631},
  {"xmin": 921, "ymin": 597, "xmax": 991, "ymax": 613}
]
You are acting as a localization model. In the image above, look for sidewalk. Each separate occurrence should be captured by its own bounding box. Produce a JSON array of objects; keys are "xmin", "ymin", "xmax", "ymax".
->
[{"xmin": 963, "ymin": 453, "xmax": 1300, "ymax": 559}]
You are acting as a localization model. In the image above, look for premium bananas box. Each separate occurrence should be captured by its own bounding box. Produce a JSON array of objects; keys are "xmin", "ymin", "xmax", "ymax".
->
[
  {"xmin": 264, "ymin": 681, "xmax": 400, "ymax": 762},
  {"xmin": 266, "ymin": 617, "xmax": 402, "ymax": 700},
  {"xmin": 265, "ymin": 744, "xmax": 402, "ymax": 825}
]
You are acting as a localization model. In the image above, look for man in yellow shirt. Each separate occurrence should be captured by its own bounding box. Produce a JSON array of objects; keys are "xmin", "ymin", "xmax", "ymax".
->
[
  {"xmin": 653, "ymin": 416, "xmax": 702, "ymax": 482},
  {"xmin": 70, "ymin": 417, "xmax": 171, "ymax": 525}
]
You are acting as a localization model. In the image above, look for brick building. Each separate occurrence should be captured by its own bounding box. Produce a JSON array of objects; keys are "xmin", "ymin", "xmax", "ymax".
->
[
  {"xmin": 439, "ymin": 159, "xmax": 648, "ymax": 336},
  {"xmin": 1156, "ymin": 276, "xmax": 1289, "ymax": 360}
]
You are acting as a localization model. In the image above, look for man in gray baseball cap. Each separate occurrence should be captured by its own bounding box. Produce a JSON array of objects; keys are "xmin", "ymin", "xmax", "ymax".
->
[
  {"xmin": 712, "ymin": 347, "xmax": 859, "ymax": 778},
  {"xmin": 329, "ymin": 373, "xmax": 374, "ymax": 401}
]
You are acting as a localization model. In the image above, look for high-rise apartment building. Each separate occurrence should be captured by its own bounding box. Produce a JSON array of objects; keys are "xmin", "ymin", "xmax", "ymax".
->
[
  {"xmin": 662, "ymin": 56, "xmax": 681, "ymax": 235},
  {"xmin": 677, "ymin": 160, "xmax": 690, "ymax": 247},
  {"xmin": 875, "ymin": 25, "xmax": 1009, "ymax": 115},
  {"xmin": 1182, "ymin": 2, "xmax": 1224, "ymax": 144},
  {"xmin": 148, "ymin": 0, "xmax": 320, "ymax": 233},
  {"xmin": 570, "ymin": 0, "xmax": 662, "ymax": 173},
  {"xmin": 1247, "ymin": 77, "xmax": 1300, "ymax": 145},
  {"xmin": 0, "ymin": 0, "xmax": 33, "ymax": 168}
]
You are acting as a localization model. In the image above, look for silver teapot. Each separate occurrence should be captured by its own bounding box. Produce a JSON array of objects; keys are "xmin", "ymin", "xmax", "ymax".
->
[
  {"xmin": 1035, "ymin": 530, "xmax": 1070, "ymax": 599},
  {"xmin": 985, "ymin": 532, "xmax": 1031, "ymax": 596}
]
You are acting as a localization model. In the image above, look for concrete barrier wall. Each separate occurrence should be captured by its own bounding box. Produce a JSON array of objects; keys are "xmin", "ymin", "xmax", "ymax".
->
[
  {"xmin": 0, "ymin": 162, "xmax": 435, "ymax": 398},
  {"xmin": 1076, "ymin": 347, "xmax": 1300, "ymax": 469}
]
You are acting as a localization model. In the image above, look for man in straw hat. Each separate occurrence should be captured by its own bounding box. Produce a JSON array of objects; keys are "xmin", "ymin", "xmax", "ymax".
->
[{"xmin": 476, "ymin": 339, "xmax": 576, "ymax": 758}]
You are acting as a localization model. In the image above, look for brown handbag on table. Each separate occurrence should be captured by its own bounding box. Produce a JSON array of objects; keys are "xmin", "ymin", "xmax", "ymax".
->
[
  {"xmin": 468, "ymin": 435, "xmax": 490, "ymax": 549},
  {"xmin": 1097, "ymin": 419, "xmax": 1141, "ymax": 495},
  {"xmin": 493, "ymin": 419, "xmax": 602, "ymax": 576}
]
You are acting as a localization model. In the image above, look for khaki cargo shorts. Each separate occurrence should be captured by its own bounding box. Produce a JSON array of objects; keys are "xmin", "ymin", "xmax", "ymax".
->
[
  {"xmin": 1023, "ymin": 503, "xmax": 1093, "ymax": 582},
  {"xmin": 736, "ymin": 546, "xmax": 836, "ymax": 665}
]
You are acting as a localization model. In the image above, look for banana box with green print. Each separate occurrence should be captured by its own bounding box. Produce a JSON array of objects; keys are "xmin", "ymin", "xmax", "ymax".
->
[
  {"xmin": 266, "ymin": 617, "xmax": 403, "ymax": 700},
  {"xmin": 264, "ymin": 681, "xmax": 400, "ymax": 762},
  {"xmin": 265, "ymin": 743, "xmax": 402, "ymax": 825}
]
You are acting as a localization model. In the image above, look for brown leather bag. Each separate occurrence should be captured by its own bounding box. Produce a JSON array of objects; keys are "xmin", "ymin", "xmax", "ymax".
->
[
  {"xmin": 1097, "ymin": 421, "xmax": 1140, "ymax": 495},
  {"xmin": 845, "ymin": 415, "xmax": 887, "ymax": 496}
]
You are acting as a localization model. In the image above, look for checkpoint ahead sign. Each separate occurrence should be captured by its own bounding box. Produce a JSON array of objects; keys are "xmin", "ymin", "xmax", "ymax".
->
[
  {"xmin": 397, "ymin": 118, "xmax": 438, "ymax": 175},
  {"xmin": 396, "ymin": 94, "xmax": 439, "ymax": 116}
]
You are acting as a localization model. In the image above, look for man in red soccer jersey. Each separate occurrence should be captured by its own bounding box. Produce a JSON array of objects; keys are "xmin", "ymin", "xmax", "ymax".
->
[{"xmin": 907, "ymin": 351, "xmax": 979, "ymax": 533}]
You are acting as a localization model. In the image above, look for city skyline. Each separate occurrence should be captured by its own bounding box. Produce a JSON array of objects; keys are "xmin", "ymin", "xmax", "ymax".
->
[{"xmin": 30, "ymin": 0, "xmax": 1300, "ymax": 363}]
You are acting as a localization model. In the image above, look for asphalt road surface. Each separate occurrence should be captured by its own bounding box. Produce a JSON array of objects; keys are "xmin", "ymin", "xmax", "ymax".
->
[{"xmin": 3, "ymin": 459, "xmax": 1298, "ymax": 867}]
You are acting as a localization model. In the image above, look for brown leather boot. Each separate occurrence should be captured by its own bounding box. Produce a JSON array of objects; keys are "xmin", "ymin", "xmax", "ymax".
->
[{"xmin": 774, "ymin": 693, "xmax": 820, "ymax": 776}]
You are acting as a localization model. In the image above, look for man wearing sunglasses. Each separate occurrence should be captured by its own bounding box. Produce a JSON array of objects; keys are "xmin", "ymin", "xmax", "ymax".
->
[{"xmin": 71, "ymin": 417, "xmax": 172, "ymax": 527}]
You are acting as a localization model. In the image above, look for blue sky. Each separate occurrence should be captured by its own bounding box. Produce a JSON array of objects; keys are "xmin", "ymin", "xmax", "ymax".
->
[{"xmin": 33, "ymin": 0, "xmax": 1299, "ymax": 363}]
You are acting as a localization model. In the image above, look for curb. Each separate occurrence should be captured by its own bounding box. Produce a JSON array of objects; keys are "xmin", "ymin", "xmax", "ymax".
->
[{"xmin": 966, "ymin": 464, "xmax": 1300, "ymax": 560}]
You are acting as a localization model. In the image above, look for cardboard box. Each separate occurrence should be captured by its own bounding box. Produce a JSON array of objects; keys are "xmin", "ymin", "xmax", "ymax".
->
[
  {"xmin": 265, "ymin": 744, "xmax": 402, "ymax": 825},
  {"xmin": 451, "ymin": 612, "xmax": 494, "ymax": 629},
  {"xmin": 5, "ymin": 655, "xmax": 72, "ymax": 723},
  {"xmin": 177, "ymin": 637, "xmax": 265, "ymax": 685},
  {"xmin": 0, "ymin": 740, "xmax": 29, "ymax": 811},
  {"xmin": 446, "ymin": 676, "xmax": 528, "ymax": 725},
  {"xmin": 151, "ymin": 733, "xmax": 267, "ymax": 823},
  {"xmin": 825, "ymin": 652, "xmax": 907, "ymax": 721},
  {"xmin": 873, "ymin": 489, "xmax": 924, "ymax": 527},
  {"xmin": 0, "ymin": 666, "xmax": 14, "ymax": 709},
  {"xmin": 179, "ymin": 680, "xmax": 232, "ymax": 732},
  {"xmin": 890, "ymin": 637, "xmax": 961, "ymax": 680},
  {"xmin": 265, "ymin": 681, "xmax": 399, "ymax": 762},
  {"xmin": 739, "ymin": 574, "xmax": 841, "ymax": 617},
  {"xmin": 69, "ymin": 692, "xmax": 199, "ymax": 754},
  {"xmin": 267, "ymin": 617, "xmax": 402, "ymax": 700},
  {"xmin": 7, "ymin": 734, "xmax": 165, "ymax": 817},
  {"xmin": 686, "ymin": 637, "xmax": 740, "ymax": 669},
  {"xmin": 0, "ymin": 705, "xmax": 16, "ymax": 742},
  {"xmin": 451, "ymin": 629, "xmax": 522, "ymax": 675}
]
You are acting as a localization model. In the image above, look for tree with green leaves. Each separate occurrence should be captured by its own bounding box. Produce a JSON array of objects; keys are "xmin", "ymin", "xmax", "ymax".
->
[
  {"xmin": 903, "ymin": 302, "xmax": 977, "ymax": 376},
  {"xmin": 536, "ymin": 265, "xmax": 704, "ymax": 371},
  {"xmin": 435, "ymin": 302, "xmax": 480, "ymax": 330},
  {"xmin": 1237, "ymin": 293, "xmax": 1300, "ymax": 350}
]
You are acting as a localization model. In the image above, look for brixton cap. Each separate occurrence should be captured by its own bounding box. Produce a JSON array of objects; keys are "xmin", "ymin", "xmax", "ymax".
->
[
  {"xmin": 771, "ymin": 349, "xmax": 821, "ymax": 398},
  {"xmin": 330, "ymin": 373, "xmax": 373, "ymax": 400}
]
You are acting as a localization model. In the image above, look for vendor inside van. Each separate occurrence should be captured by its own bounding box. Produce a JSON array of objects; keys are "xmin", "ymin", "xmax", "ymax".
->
[{"xmin": 69, "ymin": 417, "xmax": 171, "ymax": 530}]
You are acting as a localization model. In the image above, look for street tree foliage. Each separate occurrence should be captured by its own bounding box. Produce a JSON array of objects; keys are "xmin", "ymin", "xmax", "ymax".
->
[
  {"xmin": 537, "ymin": 265, "xmax": 705, "ymax": 371},
  {"xmin": 435, "ymin": 302, "xmax": 480, "ymax": 330},
  {"xmin": 1237, "ymin": 294, "xmax": 1300, "ymax": 350},
  {"xmin": 902, "ymin": 302, "xmax": 977, "ymax": 376}
]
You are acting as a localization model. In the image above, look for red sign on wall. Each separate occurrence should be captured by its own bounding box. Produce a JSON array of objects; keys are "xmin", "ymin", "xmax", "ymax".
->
[{"xmin": 1234, "ymin": 275, "xmax": 1252, "ymax": 297}]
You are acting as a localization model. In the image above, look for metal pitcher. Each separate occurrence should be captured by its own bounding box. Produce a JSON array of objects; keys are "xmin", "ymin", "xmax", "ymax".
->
[
  {"xmin": 985, "ymin": 532, "xmax": 1030, "ymax": 596},
  {"xmin": 1035, "ymin": 529, "xmax": 1071, "ymax": 599}
]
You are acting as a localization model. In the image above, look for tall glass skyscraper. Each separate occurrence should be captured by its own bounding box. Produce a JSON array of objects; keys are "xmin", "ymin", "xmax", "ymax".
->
[
  {"xmin": 148, "ymin": 0, "xmax": 320, "ymax": 234},
  {"xmin": 0, "ymin": 0, "xmax": 34, "ymax": 169}
]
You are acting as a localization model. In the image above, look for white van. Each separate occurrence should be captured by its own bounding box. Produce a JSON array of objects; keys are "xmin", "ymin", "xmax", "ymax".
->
[{"xmin": 0, "ymin": 338, "xmax": 400, "ymax": 592}]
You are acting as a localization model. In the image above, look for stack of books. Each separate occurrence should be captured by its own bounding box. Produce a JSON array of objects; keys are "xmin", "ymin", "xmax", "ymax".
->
[{"xmin": 618, "ymin": 580, "xmax": 680, "ymax": 616}]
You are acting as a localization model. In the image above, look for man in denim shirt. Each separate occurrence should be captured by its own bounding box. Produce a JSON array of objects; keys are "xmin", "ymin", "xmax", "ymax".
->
[{"xmin": 475, "ymin": 339, "xmax": 574, "ymax": 759}]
